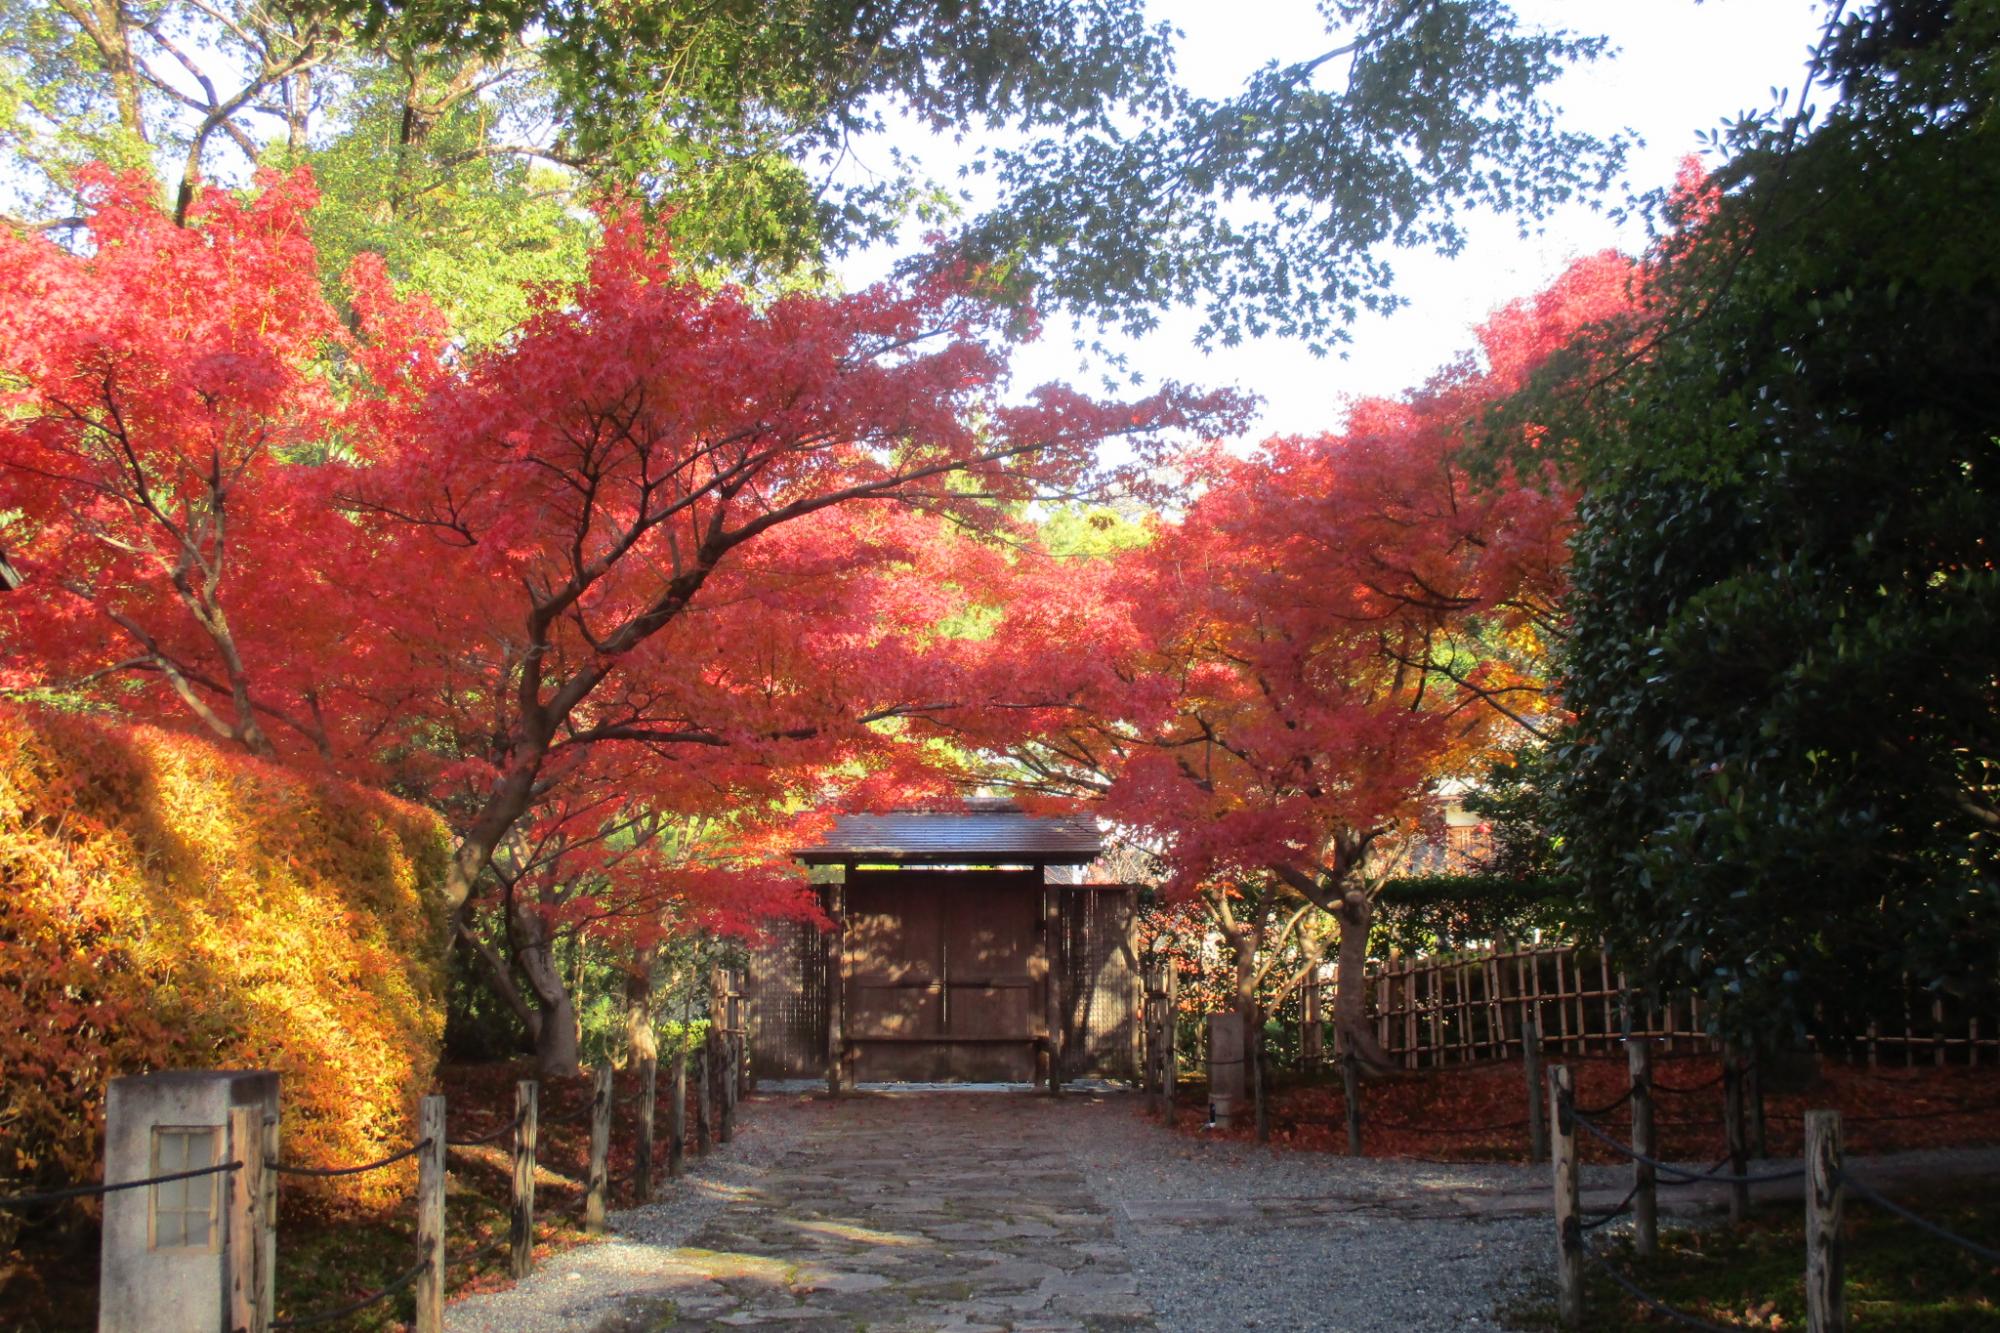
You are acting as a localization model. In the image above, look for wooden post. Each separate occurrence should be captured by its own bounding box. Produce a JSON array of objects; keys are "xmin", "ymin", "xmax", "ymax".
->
[
  {"xmin": 1524, "ymin": 1016, "xmax": 1548, "ymax": 1163},
  {"xmin": 1252, "ymin": 1010, "xmax": 1270, "ymax": 1144},
  {"xmin": 1805, "ymin": 1110, "xmax": 1846, "ymax": 1333},
  {"xmin": 1628, "ymin": 1039, "xmax": 1657, "ymax": 1257},
  {"xmin": 1342, "ymin": 1050, "xmax": 1363, "ymax": 1156},
  {"xmin": 712, "ymin": 1032, "xmax": 728, "ymax": 1136},
  {"xmin": 696, "ymin": 1034, "xmax": 712, "ymax": 1153},
  {"xmin": 259, "ymin": 1103, "xmax": 278, "ymax": 1332},
  {"xmin": 1748, "ymin": 1055, "xmax": 1769, "ymax": 1159},
  {"xmin": 1161, "ymin": 964, "xmax": 1179, "ymax": 1127},
  {"xmin": 586, "ymin": 1063, "xmax": 612, "ymax": 1234},
  {"xmin": 668, "ymin": 1044, "xmax": 687, "ymax": 1179},
  {"xmin": 226, "ymin": 1104, "xmax": 269, "ymax": 1333},
  {"xmin": 1045, "ymin": 885, "xmax": 1065, "ymax": 1096},
  {"xmin": 635, "ymin": 1054, "xmax": 658, "ymax": 1202},
  {"xmin": 415, "ymin": 1094, "xmax": 446, "ymax": 1333},
  {"xmin": 510, "ymin": 1080, "xmax": 538, "ymax": 1280},
  {"xmin": 1549, "ymin": 1065, "xmax": 1583, "ymax": 1327},
  {"xmin": 1724, "ymin": 1048, "xmax": 1750, "ymax": 1222},
  {"xmin": 826, "ymin": 880, "xmax": 846, "ymax": 1096},
  {"xmin": 1302, "ymin": 980, "xmax": 1324, "ymax": 1063}
]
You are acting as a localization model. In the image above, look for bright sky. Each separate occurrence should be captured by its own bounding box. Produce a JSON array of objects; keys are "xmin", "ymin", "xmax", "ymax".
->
[{"xmin": 838, "ymin": 0, "xmax": 1830, "ymax": 443}]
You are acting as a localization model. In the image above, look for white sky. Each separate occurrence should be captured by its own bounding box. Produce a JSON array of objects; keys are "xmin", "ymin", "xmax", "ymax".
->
[{"xmin": 837, "ymin": 0, "xmax": 1830, "ymax": 442}]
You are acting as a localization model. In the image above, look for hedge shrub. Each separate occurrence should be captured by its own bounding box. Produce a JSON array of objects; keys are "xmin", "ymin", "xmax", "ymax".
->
[{"xmin": 0, "ymin": 706, "xmax": 450, "ymax": 1217}]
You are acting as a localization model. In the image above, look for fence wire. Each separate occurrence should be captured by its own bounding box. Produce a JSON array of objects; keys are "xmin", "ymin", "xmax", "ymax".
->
[
  {"xmin": 268, "ymin": 1137, "xmax": 433, "ymax": 1178},
  {"xmin": 1571, "ymin": 1113, "xmax": 1805, "ymax": 1185},
  {"xmin": 1838, "ymin": 1170, "xmax": 2000, "ymax": 1264},
  {"xmin": 1586, "ymin": 1252, "xmax": 1740, "ymax": 1331},
  {"xmin": 270, "ymin": 1256, "xmax": 428, "ymax": 1329}
]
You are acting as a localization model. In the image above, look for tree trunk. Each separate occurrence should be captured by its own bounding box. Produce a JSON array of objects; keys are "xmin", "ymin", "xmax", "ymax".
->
[
  {"xmin": 455, "ymin": 918, "xmax": 541, "ymax": 1042},
  {"xmin": 511, "ymin": 900, "xmax": 581, "ymax": 1077},
  {"xmin": 625, "ymin": 942, "xmax": 660, "ymax": 1068},
  {"xmin": 1334, "ymin": 889, "xmax": 1395, "ymax": 1069}
]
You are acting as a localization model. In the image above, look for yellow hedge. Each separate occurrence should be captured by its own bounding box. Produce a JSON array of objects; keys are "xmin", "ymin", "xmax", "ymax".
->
[{"xmin": 0, "ymin": 706, "xmax": 450, "ymax": 1215}]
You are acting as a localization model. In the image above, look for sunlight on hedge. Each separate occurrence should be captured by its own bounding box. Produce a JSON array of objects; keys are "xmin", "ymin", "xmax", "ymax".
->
[{"xmin": 0, "ymin": 706, "xmax": 450, "ymax": 1213}]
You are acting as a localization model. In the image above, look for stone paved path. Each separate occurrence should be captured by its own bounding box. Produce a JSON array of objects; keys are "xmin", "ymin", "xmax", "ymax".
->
[{"xmin": 590, "ymin": 1094, "xmax": 1151, "ymax": 1332}]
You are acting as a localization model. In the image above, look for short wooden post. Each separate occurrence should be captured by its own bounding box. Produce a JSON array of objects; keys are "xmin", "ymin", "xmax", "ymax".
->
[
  {"xmin": 720, "ymin": 1034, "xmax": 737, "ymax": 1144},
  {"xmin": 1628, "ymin": 1039, "xmax": 1657, "ymax": 1257},
  {"xmin": 1724, "ymin": 1048, "xmax": 1750, "ymax": 1222},
  {"xmin": 668, "ymin": 1044, "xmax": 687, "ymax": 1178},
  {"xmin": 226, "ymin": 1104, "xmax": 269, "ymax": 1333},
  {"xmin": 695, "ymin": 1033, "xmax": 713, "ymax": 1153},
  {"xmin": 1549, "ymin": 1065, "xmax": 1583, "ymax": 1327},
  {"xmin": 1161, "ymin": 964, "xmax": 1179, "ymax": 1127},
  {"xmin": 510, "ymin": 1079, "xmax": 538, "ymax": 1280},
  {"xmin": 1524, "ymin": 1016, "xmax": 1548, "ymax": 1162},
  {"xmin": 1805, "ymin": 1110, "xmax": 1846, "ymax": 1333},
  {"xmin": 635, "ymin": 1054, "xmax": 658, "ymax": 1202},
  {"xmin": 826, "ymin": 881, "xmax": 846, "ymax": 1096},
  {"xmin": 1748, "ymin": 1055, "xmax": 1769, "ymax": 1159},
  {"xmin": 1252, "ymin": 1011, "xmax": 1270, "ymax": 1144},
  {"xmin": 586, "ymin": 1063, "xmax": 612, "ymax": 1234},
  {"xmin": 1341, "ymin": 1050, "xmax": 1363, "ymax": 1156},
  {"xmin": 1045, "ymin": 886, "xmax": 1065, "ymax": 1097},
  {"xmin": 415, "ymin": 1094, "xmax": 446, "ymax": 1333}
]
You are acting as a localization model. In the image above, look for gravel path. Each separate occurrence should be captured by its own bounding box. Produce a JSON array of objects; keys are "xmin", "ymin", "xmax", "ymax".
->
[{"xmin": 445, "ymin": 1090, "xmax": 2000, "ymax": 1333}]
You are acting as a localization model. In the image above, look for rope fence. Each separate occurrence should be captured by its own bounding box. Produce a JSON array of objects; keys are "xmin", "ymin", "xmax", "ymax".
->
[
  {"xmin": 271, "ymin": 1256, "xmax": 430, "ymax": 1330},
  {"xmin": 0, "ymin": 1160, "xmax": 241, "ymax": 1211},
  {"xmin": 267, "ymin": 1137, "xmax": 433, "ymax": 1178}
]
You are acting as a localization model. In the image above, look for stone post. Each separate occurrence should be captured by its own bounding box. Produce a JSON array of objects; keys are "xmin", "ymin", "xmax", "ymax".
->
[
  {"xmin": 99, "ymin": 1070, "xmax": 279, "ymax": 1333},
  {"xmin": 1207, "ymin": 1014, "xmax": 1246, "ymax": 1128}
]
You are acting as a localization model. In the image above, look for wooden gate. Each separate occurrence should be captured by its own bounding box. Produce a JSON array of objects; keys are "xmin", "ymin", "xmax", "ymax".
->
[{"xmin": 843, "ymin": 869, "xmax": 1046, "ymax": 1082}]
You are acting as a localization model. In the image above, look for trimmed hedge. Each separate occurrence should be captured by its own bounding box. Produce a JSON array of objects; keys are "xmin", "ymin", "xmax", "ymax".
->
[
  {"xmin": 0, "ymin": 706, "xmax": 450, "ymax": 1219},
  {"xmin": 1372, "ymin": 873, "xmax": 1596, "ymax": 955}
]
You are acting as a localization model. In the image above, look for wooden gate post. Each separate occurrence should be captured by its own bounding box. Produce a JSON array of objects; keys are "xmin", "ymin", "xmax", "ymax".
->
[
  {"xmin": 1303, "ymin": 980, "xmax": 1324, "ymax": 1063},
  {"xmin": 1341, "ymin": 1049, "xmax": 1363, "ymax": 1156},
  {"xmin": 1724, "ymin": 1048, "xmax": 1750, "ymax": 1222},
  {"xmin": 1161, "ymin": 964, "xmax": 1180, "ymax": 1127},
  {"xmin": 1627, "ymin": 1039, "xmax": 1657, "ymax": 1256},
  {"xmin": 510, "ymin": 1080, "xmax": 538, "ymax": 1280},
  {"xmin": 1524, "ymin": 1016, "xmax": 1548, "ymax": 1163},
  {"xmin": 826, "ymin": 881, "xmax": 846, "ymax": 1096},
  {"xmin": 414, "ymin": 1095, "xmax": 446, "ymax": 1333},
  {"xmin": 1549, "ymin": 1065, "xmax": 1583, "ymax": 1327},
  {"xmin": 586, "ymin": 1064, "xmax": 613, "ymax": 1234},
  {"xmin": 226, "ymin": 1104, "xmax": 270, "ymax": 1333},
  {"xmin": 1805, "ymin": 1110, "xmax": 1846, "ymax": 1333},
  {"xmin": 1045, "ymin": 886, "xmax": 1065, "ymax": 1097},
  {"xmin": 718, "ymin": 1034, "xmax": 736, "ymax": 1145},
  {"xmin": 635, "ymin": 1054, "xmax": 658, "ymax": 1203},
  {"xmin": 1252, "ymin": 1009, "xmax": 1270, "ymax": 1144},
  {"xmin": 668, "ymin": 1043, "xmax": 687, "ymax": 1179}
]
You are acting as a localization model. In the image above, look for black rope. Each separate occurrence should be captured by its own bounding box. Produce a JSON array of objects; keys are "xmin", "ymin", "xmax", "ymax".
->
[
  {"xmin": 271, "ymin": 1256, "xmax": 428, "ymax": 1329},
  {"xmin": 1653, "ymin": 1071, "xmax": 1728, "ymax": 1095},
  {"xmin": 1586, "ymin": 1252, "xmax": 1741, "ymax": 1331},
  {"xmin": 1577, "ymin": 1085, "xmax": 1636, "ymax": 1117},
  {"xmin": 1658, "ymin": 1153, "xmax": 1734, "ymax": 1187},
  {"xmin": 447, "ymin": 1110, "xmax": 526, "ymax": 1148},
  {"xmin": 1373, "ymin": 1114, "xmax": 1534, "ymax": 1135},
  {"xmin": 268, "ymin": 1137, "xmax": 433, "ymax": 1178},
  {"xmin": 1581, "ymin": 1182, "xmax": 1642, "ymax": 1231},
  {"xmin": 0, "ymin": 1160, "xmax": 240, "ymax": 1210},
  {"xmin": 1837, "ymin": 1170, "xmax": 2000, "ymax": 1263},
  {"xmin": 1572, "ymin": 1114, "xmax": 1805, "ymax": 1184}
]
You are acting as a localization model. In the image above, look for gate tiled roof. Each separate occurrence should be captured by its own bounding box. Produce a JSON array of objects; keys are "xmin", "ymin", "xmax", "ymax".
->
[{"xmin": 794, "ymin": 801, "xmax": 1101, "ymax": 865}]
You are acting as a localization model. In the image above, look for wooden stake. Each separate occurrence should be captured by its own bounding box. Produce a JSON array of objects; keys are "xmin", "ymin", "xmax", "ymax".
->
[
  {"xmin": 695, "ymin": 1035, "xmax": 712, "ymax": 1154},
  {"xmin": 1805, "ymin": 1110, "xmax": 1846, "ymax": 1333},
  {"xmin": 226, "ymin": 1105, "xmax": 269, "ymax": 1333},
  {"xmin": 668, "ymin": 1045, "xmax": 687, "ymax": 1179},
  {"xmin": 1253, "ymin": 1012, "xmax": 1270, "ymax": 1144},
  {"xmin": 1524, "ymin": 1017, "xmax": 1548, "ymax": 1163},
  {"xmin": 510, "ymin": 1080, "xmax": 538, "ymax": 1280},
  {"xmin": 1549, "ymin": 1065, "xmax": 1583, "ymax": 1327},
  {"xmin": 1341, "ymin": 1050, "xmax": 1363, "ymax": 1156},
  {"xmin": 718, "ymin": 1034, "xmax": 736, "ymax": 1144},
  {"xmin": 1628, "ymin": 1039, "xmax": 1657, "ymax": 1257},
  {"xmin": 635, "ymin": 1055, "xmax": 658, "ymax": 1202},
  {"xmin": 586, "ymin": 1064, "xmax": 612, "ymax": 1234},
  {"xmin": 1724, "ymin": 1048, "xmax": 1750, "ymax": 1223},
  {"xmin": 826, "ymin": 880, "xmax": 845, "ymax": 1096},
  {"xmin": 415, "ymin": 1095, "xmax": 446, "ymax": 1333},
  {"xmin": 1162, "ymin": 964, "xmax": 1179, "ymax": 1127}
]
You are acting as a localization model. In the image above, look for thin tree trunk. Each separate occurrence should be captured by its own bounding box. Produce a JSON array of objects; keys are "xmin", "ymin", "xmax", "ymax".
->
[{"xmin": 455, "ymin": 918, "xmax": 541, "ymax": 1042}]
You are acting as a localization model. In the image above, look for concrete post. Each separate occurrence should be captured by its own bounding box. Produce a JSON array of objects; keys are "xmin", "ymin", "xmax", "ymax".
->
[{"xmin": 99, "ymin": 1070, "xmax": 278, "ymax": 1333}]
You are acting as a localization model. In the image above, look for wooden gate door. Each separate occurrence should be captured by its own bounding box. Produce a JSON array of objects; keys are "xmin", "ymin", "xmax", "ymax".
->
[{"xmin": 844, "ymin": 870, "xmax": 1044, "ymax": 1081}]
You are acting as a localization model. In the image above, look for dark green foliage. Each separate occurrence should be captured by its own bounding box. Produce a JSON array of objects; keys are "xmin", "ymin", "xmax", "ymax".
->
[{"xmin": 1535, "ymin": 0, "xmax": 2000, "ymax": 1052}]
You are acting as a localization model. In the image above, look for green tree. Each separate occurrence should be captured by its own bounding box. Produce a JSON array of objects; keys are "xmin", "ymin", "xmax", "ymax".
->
[{"xmin": 1532, "ymin": 0, "xmax": 2000, "ymax": 1051}]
